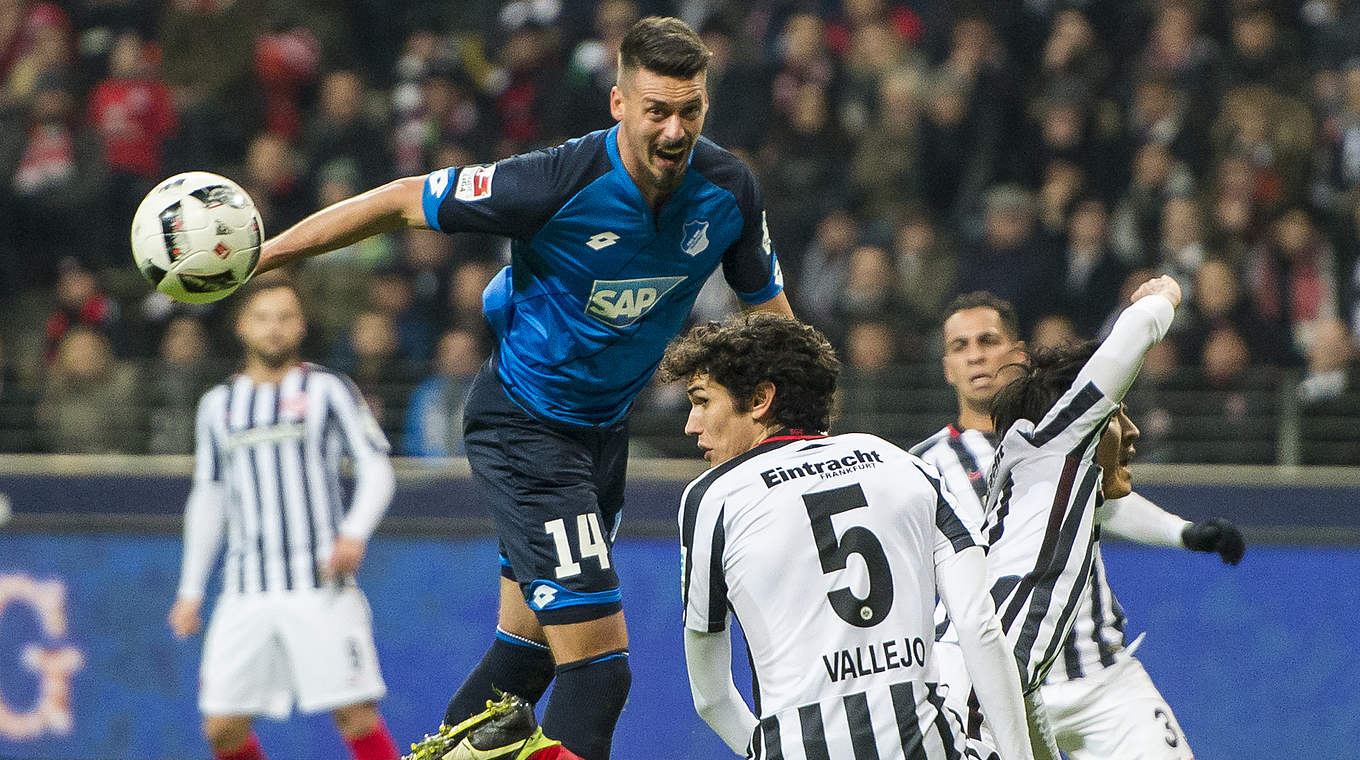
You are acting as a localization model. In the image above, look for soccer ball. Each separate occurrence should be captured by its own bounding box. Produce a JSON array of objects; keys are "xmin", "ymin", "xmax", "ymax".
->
[{"xmin": 130, "ymin": 172, "xmax": 263, "ymax": 303}]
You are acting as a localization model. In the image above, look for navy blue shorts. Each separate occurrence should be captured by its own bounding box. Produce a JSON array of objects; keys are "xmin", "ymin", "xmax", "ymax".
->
[{"xmin": 462, "ymin": 360, "xmax": 628, "ymax": 625}]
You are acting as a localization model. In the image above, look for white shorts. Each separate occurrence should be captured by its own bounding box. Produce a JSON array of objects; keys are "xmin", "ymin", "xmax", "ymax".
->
[
  {"xmin": 1039, "ymin": 654, "xmax": 1193, "ymax": 760},
  {"xmin": 199, "ymin": 587, "xmax": 386, "ymax": 719}
]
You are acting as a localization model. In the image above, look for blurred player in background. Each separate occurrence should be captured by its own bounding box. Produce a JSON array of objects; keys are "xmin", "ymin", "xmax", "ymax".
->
[
  {"xmin": 251, "ymin": 16, "xmax": 791, "ymax": 760},
  {"xmin": 661, "ymin": 314, "xmax": 1035, "ymax": 760},
  {"xmin": 167, "ymin": 278, "xmax": 400, "ymax": 760},
  {"xmin": 917, "ymin": 279, "xmax": 1244, "ymax": 758}
]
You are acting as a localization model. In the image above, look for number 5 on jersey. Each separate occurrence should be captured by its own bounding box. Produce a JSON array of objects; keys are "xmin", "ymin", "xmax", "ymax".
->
[{"xmin": 545, "ymin": 514, "xmax": 611, "ymax": 579}]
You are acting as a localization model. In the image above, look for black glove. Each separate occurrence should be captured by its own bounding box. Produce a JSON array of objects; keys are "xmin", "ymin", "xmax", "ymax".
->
[{"xmin": 1181, "ymin": 518, "xmax": 1245, "ymax": 565}]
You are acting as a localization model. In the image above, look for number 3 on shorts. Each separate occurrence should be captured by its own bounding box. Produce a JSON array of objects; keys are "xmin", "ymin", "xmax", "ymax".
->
[{"xmin": 545, "ymin": 513, "xmax": 612, "ymax": 579}]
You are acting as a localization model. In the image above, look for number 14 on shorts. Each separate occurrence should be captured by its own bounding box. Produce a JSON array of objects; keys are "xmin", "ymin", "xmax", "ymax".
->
[{"xmin": 545, "ymin": 513, "xmax": 612, "ymax": 579}]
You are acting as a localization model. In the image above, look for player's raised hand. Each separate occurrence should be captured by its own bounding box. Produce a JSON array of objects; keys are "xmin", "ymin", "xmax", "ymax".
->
[
  {"xmin": 325, "ymin": 536, "xmax": 368, "ymax": 579},
  {"xmin": 168, "ymin": 597, "xmax": 203, "ymax": 639},
  {"xmin": 1129, "ymin": 274, "xmax": 1182, "ymax": 308},
  {"xmin": 1181, "ymin": 518, "xmax": 1246, "ymax": 565}
]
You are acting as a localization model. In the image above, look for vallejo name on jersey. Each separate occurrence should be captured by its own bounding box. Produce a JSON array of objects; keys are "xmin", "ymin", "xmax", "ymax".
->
[
  {"xmin": 760, "ymin": 449, "xmax": 885, "ymax": 488},
  {"xmin": 823, "ymin": 635, "xmax": 929, "ymax": 683}
]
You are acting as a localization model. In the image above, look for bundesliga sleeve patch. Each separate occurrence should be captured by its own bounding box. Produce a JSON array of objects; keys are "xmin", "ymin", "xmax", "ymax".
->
[{"xmin": 454, "ymin": 164, "xmax": 496, "ymax": 201}]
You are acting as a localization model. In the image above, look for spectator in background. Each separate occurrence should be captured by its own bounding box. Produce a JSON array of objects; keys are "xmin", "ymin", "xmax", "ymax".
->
[
  {"xmin": 1110, "ymin": 141, "xmax": 1196, "ymax": 267},
  {"xmin": 1157, "ymin": 195, "xmax": 1208, "ymax": 290},
  {"xmin": 834, "ymin": 244, "xmax": 926, "ymax": 355},
  {"xmin": 489, "ymin": 7, "xmax": 563, "ymax": 153},
  {"xmin": 792, "ymin": 208, "xmax": 859, "ymax": 335},
  {"xmin": 696, "ymin": 13, "xmax": 771, "ymax": 153},
  {"xmin": 158, "ymin": 0, "xmax": 261, "ymax": 168},
  {"xmin": 1179, "ymin": 259, "xmax": 1291, "ymax": 367},
  {"xmin": 1, "ymin": 2, "xmax": 70, "ymax": 107},
  {"xmin": 1247, "ymin": 206, "xmax": 1339, "ymax": 356},
  {"xmin": 252, "ymin": 24, "xmax": 320, "ymax": 141},
  {"xmin": 558, "ymin": 0, "xmax": 638, "ymax": 135},
  {"xmin": 1058, "ymin": 197, "xmax": 1126, "ymax": 337},
  {"xmin": 302, "ymin": 70, "xmax": 392, "ymax": 193},
  {"xmin": 956, "ymin": 184, "xmax": 1061, "ymax": 333},
  {"xmin": 0, "ymin": 333, "xmax": 41, "ymax": 453},
  {"xmin": 1125, "ymin": 72, "xmax": 1207, "ymax": 177},
  {"xmin": 331, "ymin": 310, "xmax": 417, "ymax": 440},
  {"xmin": 402, "ymin": 327, "xmax": 485, "ymax": 457},
  {"xmin": 1203, "ymin": 152, "xmax": 1259, "ymax": 267},
  {"xmin": 242, "ymin": 129, "xmax": 312, "ymax": 234},
  {"xmin": 1221, "ymin": 5, "xmax": 1306, "ymax": 96},
  {"xmin": 87, "ymin": 30, "xmax": 177, "ymax": 252},
  {"xmin": 1139, "ymin": 1, "xmax": 1221, "ymax": 103},
  {"xmin": 843, "ymin": 319, "xmax": 898, "ymax": 372},
  {"xmin": 849, "ymin": 67, "xmax": 923, "ymax": 224},
  {"xmin": 36, "ymin": 325, "xmax": 140, "ymax": 453},
  {"xmin": 367, "ymin": 268, "xmax": 436, "ymax": 365},
  {"xmin": 1211, "ymin": 85, "xmax": 1314, "ymax": 215},
  {"xmin": 42, "ymin": 259, "xmax": 121, "ymax": 365},
  {"xmin": 1030, "ymin": 313, "xmax": 1079, "ymax": 350},
  {"xmin": 759, "ymin": 81, "xmax": 848, "ymax": 260},
  {"xmin": 446, "ymin": 260, "xmax": 499, "ymax": 342},
  {"xmin": 144, "ymin": 315, "xmax": 212, "ymax": 454},
  {"xmin": 1298, "ymin": 318, "xmax": 1358, "ymax": 405},
  {"xmin": 0, "ymin": 67, "xmax": 110, "ymax": 281},
  {"xmin": 891, "ymin": 203, "xmax": 956, "ymax": 321}
]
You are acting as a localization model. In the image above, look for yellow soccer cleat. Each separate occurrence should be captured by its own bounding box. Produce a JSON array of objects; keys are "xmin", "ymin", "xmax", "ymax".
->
[{"xmin": 403, "ymin": 691, "xmax": 561, "ymax": 760}]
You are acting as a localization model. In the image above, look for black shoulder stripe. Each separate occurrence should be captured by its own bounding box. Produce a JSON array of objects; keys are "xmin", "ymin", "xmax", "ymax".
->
[{"xmin": 1025, "ymin": 382, "xmax": 1104, "ymax": 448}]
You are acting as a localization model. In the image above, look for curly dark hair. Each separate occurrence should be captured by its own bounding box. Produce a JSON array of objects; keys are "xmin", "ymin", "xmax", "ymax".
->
[
  {"xmin": 941, "ymin": 291, "xmax": 1020, "ymax": 340},
  {"xmin": 990, "ymin": 340, "xmax": 1099, "ymax": 434},
  {"xmin": 618, "ymin": 17, "xmax": 711, "ymax": 83},
  {"xmin": 658, "ymin": 313, "xmax": 840, "ymax": 432}
]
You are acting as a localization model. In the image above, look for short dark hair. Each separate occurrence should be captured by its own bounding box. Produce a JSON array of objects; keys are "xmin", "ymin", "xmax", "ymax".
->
[
  {"xmin": 990, "ymin": 341, "xmax": 1098, "ymax": 434},
  {"xmin": 942, "ymin": 291, "xmax": 1020, "ymax": 340},
  {"xmin": 618, "ymin": 16, "xmax": 711, "ymax": 83},
  {"xmin": 233, "ymin": 274, "xmax": 303, "ymax": 321},
  {"xmin": 658, "ymin": 313, "xmax": 840, "ymax": 433}
]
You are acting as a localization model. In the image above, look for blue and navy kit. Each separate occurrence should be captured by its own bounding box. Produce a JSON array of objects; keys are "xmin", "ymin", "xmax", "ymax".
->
[{"xmin": 422, "ymin": 125, "xmax": 784, "ymax": 426}]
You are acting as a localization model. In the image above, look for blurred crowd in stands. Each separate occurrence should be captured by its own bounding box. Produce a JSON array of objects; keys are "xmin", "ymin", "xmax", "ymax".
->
[{"xmin": 2, "ymin": 0, "xmax": 1360, "ymax": 464}]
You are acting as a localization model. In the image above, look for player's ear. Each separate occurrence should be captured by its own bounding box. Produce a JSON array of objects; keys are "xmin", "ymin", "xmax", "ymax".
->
[
  {"xmin": 610, "ymin": 84, "xmax": 624, "ymax": 121},
  {"xmin": 749, "ymin": 381, "xmax": 776, "ymax": 421}
]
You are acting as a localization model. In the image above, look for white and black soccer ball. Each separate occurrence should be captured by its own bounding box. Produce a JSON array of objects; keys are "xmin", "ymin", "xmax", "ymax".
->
[{"xmin": 130, "ymin": 172, "xmax": 263, "ymax": 303}]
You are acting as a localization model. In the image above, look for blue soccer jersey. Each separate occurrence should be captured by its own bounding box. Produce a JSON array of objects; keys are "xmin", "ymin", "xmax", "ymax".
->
[{"xmin": 421, "ymin": 125, "xmax": 783, "ymax": 426}]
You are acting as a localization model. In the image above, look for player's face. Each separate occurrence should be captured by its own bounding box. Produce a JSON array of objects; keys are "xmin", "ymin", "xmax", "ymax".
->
[
  {"xmin": 941, "ymin": 308, "xmax": 1024, "ymax": 409},
  {"xmin": 684, "ymin": 374, "xmax": 766, "ymax": 467},
  {"xmin": 237, "ymin": 287, "xmax": 306, "ymax": 369},
  {"xmin": 1096, "ymin": 406, "xmax": 1140, "ymax": 498},
  {"xmin": 611, "ymin": 67, "xmax": 708, "ymax": 199}
]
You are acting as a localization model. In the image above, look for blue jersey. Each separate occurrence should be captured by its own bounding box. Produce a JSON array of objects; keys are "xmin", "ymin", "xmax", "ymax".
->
[{"xmin": 421, "ymin": 125, "xmax": 783, "ymax": 426}]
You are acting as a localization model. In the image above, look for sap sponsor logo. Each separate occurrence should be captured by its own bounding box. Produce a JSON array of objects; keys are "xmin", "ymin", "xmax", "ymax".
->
[
  {"xmin": 530, "ymin": 584, "xmax": 559, "ymax": 610},
  {"xmin": 585, "ymin": 276, "xmax": 685, "ymax": 328},
  {"xmin": 760, "ymin": 449, "xmax": 884, "ymax": 488},
  {"xmin": 0, "ymin": 575, "xmax": 84, "ymax": 740},
  {"xmin": 681, "ymin": 219, "xmax": 709, "ymax": 256},
  {"xmin": 454, "ymin": 164, "xmax": 496, "ymax": 201},
  {"xmin": 586, "ymin": 231, "xmax": 620, "ymax": 250}
]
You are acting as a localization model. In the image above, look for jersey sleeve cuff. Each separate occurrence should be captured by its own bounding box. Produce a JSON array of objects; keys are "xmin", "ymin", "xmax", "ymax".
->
[
  {"xmin": 737, "ymin": 278, "xmax": 784, "ymax": 307},
  {"xmin": 422, "ymin": 169, "xmax": 451, "ymax": 232}
]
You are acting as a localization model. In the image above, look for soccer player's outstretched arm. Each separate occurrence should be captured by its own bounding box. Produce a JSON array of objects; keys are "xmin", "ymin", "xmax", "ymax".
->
[
  {"xmin": 936, "ymin": 546, "xmax": 1036, "ymax": 760},
  {"xmin": 1100, "ymin": 493, "xmax": 1246, "ymax": 564},
  {"xmin": 684, "ymin": 629, "xmax": 758, "ymax": 754},
  {"xmin": 169, "ymin": 392, "xmax": 229, "ymax": 639},
  {"xmin": 257, "ymin": 176, "xmax": 428, "ymax": 273}
]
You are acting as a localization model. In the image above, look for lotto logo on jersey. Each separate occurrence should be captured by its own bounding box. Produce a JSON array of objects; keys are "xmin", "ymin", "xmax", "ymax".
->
[
  {"xmin": 454, "ymin": 164, "xmax": 496, "ymax": 201},
  {"xmin": 585, "ymin": 276, "xmax": 686, "ymax": 328}
]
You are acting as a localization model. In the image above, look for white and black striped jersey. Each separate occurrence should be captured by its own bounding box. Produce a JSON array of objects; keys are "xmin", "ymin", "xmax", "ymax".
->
[
  {"xmin": 982, "ymin": 295, "xmax": 1173, "ymax": 693},
  {"xmin": 177, "ymin": 363, "xmax": 395, "ymax": 597},
  {"xmin": 911, "ymin": 425, "xmax": 1130, "ymax": 683},
  {"xmin": 680, "ymin": 432, "xmax": 986, "ymax": 760}
]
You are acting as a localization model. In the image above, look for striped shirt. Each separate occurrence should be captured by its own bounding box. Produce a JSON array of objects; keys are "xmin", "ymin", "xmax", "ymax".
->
[
  {"xmin": 177, "ymin": 363, "xmax": 395, "ymax": 597},
  {"xmin": 911, "ymin": 426, "xmax": 1129, "ymax": 683},
  {"xmin": 681, "ymin": 433, "xmax": 987, "ymax": 760},
  {"xmin": 981, "ymin": 295, "xmax": 1174, "ymax": 692}
]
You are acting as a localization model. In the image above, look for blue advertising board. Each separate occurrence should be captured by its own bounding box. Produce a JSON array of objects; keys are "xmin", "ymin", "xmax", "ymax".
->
[{"xmin": 0, "ymin": 533, "xmax": 1358, "ymax": 759}]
